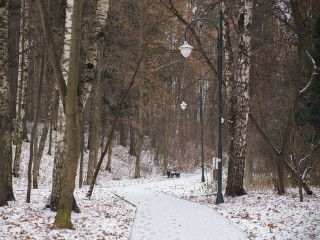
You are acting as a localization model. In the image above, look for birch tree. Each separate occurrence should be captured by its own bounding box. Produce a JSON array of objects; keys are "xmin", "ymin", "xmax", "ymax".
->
[
  {"xmin": 37, "ymin": 0, "xmax": 83, "ymax": 228},
  {"xmin": 48, "ymin": 0, "xmax": 75, "ymax": 212},
  {"xmin": 78, "ymin": 0, "xmax": 110, "ymax": 113},
  {"xmin": 160, "ymin": 0, "xmax": 253, "ymax": 195},
  {"xmin": 13, "ymin": 0, "xmax": 29, "ymax": 177},
  {"xmin": 225, "ymin": 0, "xmax": 253, "ymax": 197},
  {"xmin": 54, "ymin": 0, "xmax": 83, "ymax": 227},
  {"xmin": 84, "ymin": 0, "xmax": 109, "ymax": 185},
  {"xmin": 0, "ymin": 0, "xmax": 12, "ymax": 207}
]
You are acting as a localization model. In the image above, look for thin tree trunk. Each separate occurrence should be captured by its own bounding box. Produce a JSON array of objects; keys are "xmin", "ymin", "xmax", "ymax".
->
[
  {"xmin": 134, "ymin": 9, "xmax": 144, "ymax": 179},
  {"xmin": 47, "ymin": 110, "xmax": 53, "ymax": 155},
  {"xmin": 119, "ymin": 120, "xmax": 128, "ymax": 147},
  {"xmin": 38, "ymin": 0, "xmax": 74, "ymax": 212},
  {"xmin": 54, "ymin": 0, "xmax": 83, "ymax": 229},
  {"xmin": 13, "ymin": 0, "xmax": 29, "ymax": 177},
  {"xmin": 134, "ymin": 131, "xmax": 142, "ymax": 178},
  {"xmin": 79, "ymin": 122, "xmax": 84, "ymax": 188},
  {"xmin": 31, "ymin": 54, "xmax": 45, "ymax": 190},
  {"xmin": 37, "ymin": 0, "xmax": 67, "ymax": 107},
  {"xmin": 8, "ymin": 0, "xmax": 20, "ymax": 130},
  {"xmin": 249, "ymin": 112, "xmax": 313, "ymax": 195},
  {"xmin": 106, "ymin": 135, "xmax": 114, "ymax": 172},
  {"xmin": 293, "ymin": 132, "xmax": 303, "ymax": 202},
  {"xmin": 0, "ymin": 0, "xmax": 13, "ymax": 206},
  {"xmin": 87, "ymin": 70, "xmax": 101, "ymax": 185},
  {"xmin": 134, "ymin": 93, "xmax": 144, "ymax": 179},
  {"xmin": 86, "ymin": 53, "xmax": 144, "ymax": 199},
  {"xmin": 129, "ymin": 124, "xmax": 136, "ymax": 156},
  {"xmin": 37, "ymin": 89, "xmax": 58, "ymax": 161},
  {"xmin": 162, "ymin": 116, "xmax": 168, "ymax": 175}
]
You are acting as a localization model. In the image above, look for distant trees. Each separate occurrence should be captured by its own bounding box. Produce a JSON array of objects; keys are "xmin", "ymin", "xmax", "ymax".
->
[{"xmin": 245, "ymin": 0, "xmax": 320, "ymax": 195}]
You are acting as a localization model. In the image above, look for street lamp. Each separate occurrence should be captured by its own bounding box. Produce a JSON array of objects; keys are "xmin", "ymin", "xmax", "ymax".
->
[
  {"xmin": 179, "ymin": 10, "xmax": 224, "ymax": 204},
  {"xmin": 179, "ymin": 41, "xmax": 193, "ymax": 58},
  {"xmin": 180, "ymin": 101, "xmax": 187, "ymax": 110}
]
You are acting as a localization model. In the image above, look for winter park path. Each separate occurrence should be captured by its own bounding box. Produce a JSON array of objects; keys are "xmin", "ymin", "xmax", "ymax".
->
[{"xmin": 113, "ymin": 182, "xmax": 248, "ymax": 240}]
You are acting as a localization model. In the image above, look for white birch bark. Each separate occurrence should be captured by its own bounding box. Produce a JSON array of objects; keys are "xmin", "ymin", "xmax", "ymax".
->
[
  {"xmin": 54, "ymin": 0, "xmax": 83, "ymax": 227},
  {"xmin": 222, "ymin": 3, "xmax": 237, "ymax": 168},
  {"xmin": 235, "ymin": 0, "xmax": 252, "ymax": 161},
  {"xmin": 84, "ymin": 0, "xmax": 109, "ymax": 184},
  {"xmin": 50, "ymin": 0, "xmax": 73, "ymax": 211},
  {"xmin": 78, "ymin": 0, "xmax": 109, "ymax": 113},
  {"xmin": 13, "ymin": 0, "xmax": 29, "ymax": 177},
  {"xmin": 225, "ymin": 0, "xmax": 252, "ymax": 196}
]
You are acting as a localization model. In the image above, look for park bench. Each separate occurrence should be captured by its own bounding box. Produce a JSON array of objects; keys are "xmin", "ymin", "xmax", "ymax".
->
[{"xmin": 167, "ymin": 170, "xmax": 180, "ymax": 178}]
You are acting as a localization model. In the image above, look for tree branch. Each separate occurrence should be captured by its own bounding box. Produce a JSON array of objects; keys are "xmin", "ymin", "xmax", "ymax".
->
[
  {"xmin": 248, "ymin": 112, "xmax": 281, "ymax": 155},
  {"xmin": 299, "ymin": 50, "xmax": 319, "ymax": 97},
  {"xmin": 37, "ymin": 0, "xmax": 67, "ymax": 109},
  {"xmin": 160, "ymin": 0, "xmax": 218, "ymax": 76}
]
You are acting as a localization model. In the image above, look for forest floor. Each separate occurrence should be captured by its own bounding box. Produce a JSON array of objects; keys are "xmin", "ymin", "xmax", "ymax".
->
[{"xmin": 0, "ymin": 139, "xmax": 319, "ymax": 239}]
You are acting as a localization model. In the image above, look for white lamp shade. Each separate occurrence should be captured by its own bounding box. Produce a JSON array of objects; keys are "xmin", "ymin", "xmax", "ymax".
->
[
  {"xmin": 180, "ymin": 101, "xmax": 187, "ymax": 110},
  {"xmin": 179, "ymin": 41, "xmax": 193, "ymax": 58}
]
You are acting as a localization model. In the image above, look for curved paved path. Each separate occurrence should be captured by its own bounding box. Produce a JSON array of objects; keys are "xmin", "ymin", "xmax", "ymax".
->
[{"xmin": 114, "ymin": 185, "xmax": 248, "ymax": 240}]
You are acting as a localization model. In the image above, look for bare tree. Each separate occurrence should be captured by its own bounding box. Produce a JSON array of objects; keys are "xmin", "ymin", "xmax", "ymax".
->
[
  {"xmin": 0, "ymin": 0, "xmax": 13, "ymax": 206},
  {"xmin": 13, "ymin": 0, "xmax": 30, "ymax": 177}
]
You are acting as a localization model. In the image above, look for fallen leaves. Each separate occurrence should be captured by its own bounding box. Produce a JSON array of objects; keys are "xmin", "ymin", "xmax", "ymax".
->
[{"xmin": 267, "ymin": 223, "xmax": 276, "ymax": 233}]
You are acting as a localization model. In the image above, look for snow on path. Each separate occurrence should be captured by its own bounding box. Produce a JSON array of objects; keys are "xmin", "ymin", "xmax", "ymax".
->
[{"xmin": 113, "ymin": 185, "xmax": 248, "ymax": 240}]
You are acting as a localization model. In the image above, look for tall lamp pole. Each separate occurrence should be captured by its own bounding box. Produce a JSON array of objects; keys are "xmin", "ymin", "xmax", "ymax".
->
[
  {"xmin": 216, "ymin": 10, "xmax": 224, "ymax": 204},
  {"xmin": 200, "ymin": 84, "xmax": 205, "ymax": 182},
  {"xmin": 179, "ymin": 10, "xmax": 224, "ymax": 204}
]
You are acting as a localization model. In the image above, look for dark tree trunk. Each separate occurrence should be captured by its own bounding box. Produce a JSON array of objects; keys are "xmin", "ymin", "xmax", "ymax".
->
[
  {"xmin": 119, "ymin": 120, "xmax": 128, "ymax": 147},
  {"xmin": 129, "ymin": 124, "xmax": 136, "ymax": 156}
]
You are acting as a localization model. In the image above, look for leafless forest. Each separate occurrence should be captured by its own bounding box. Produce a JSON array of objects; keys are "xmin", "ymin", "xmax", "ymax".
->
[{"xmin": 0, "ymin": 0, "xmax": 319, "ymax": 229}]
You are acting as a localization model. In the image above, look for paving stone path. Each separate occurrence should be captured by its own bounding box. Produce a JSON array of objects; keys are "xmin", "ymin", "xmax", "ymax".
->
[{"xmin": 114, "ymin": 185, "xmax": 248, "ymax": 240}]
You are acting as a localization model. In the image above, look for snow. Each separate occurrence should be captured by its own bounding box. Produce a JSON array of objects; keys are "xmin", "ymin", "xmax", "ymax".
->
[
  {"xmin": 113, "ymin": 183, "xmax": 247, "ymax": 240},
  {"xmin": 1, "ymin": 136, "xmax": 320, "ymax": 239}
]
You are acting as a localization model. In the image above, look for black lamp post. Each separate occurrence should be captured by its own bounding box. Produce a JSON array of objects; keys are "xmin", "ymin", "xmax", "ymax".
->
[
  {"xmin": 216, "ymin": 10, "xmax": 224, "ymax": 204},
  {"xmin": 199, "ymin": 84, "xmax": 205, "ymax": 183},
  {"xmin": 179, "ymin": 10, "xmax": 224, "ymax": 204}
]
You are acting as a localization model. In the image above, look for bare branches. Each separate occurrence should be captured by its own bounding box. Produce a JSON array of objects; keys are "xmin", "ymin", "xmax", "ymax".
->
[
  {"xmin": 248, "ymin": 112, "xmax": 281, "ymax": 155},
  {"xmin": 160, "ymin": 0, "xmax": 218, "ymax": 76},
  {"xmin": 299, "ymin": 50, "xmax": 319, "ymax": 97}
]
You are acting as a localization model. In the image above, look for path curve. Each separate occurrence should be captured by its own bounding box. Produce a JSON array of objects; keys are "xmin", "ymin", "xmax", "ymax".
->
[{"xmin": 113, "ymin": 185, "xmax": 248, "ymax": 240}]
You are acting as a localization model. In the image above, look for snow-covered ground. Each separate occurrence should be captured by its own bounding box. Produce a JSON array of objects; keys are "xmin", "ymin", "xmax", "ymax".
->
[
  {"xmin": 0, "ymin": 140, "xmax": 319, "ymax": 239},
  {"xmin": 146, "ymin": 176, "xmax": 320, "ymax": 239}
]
